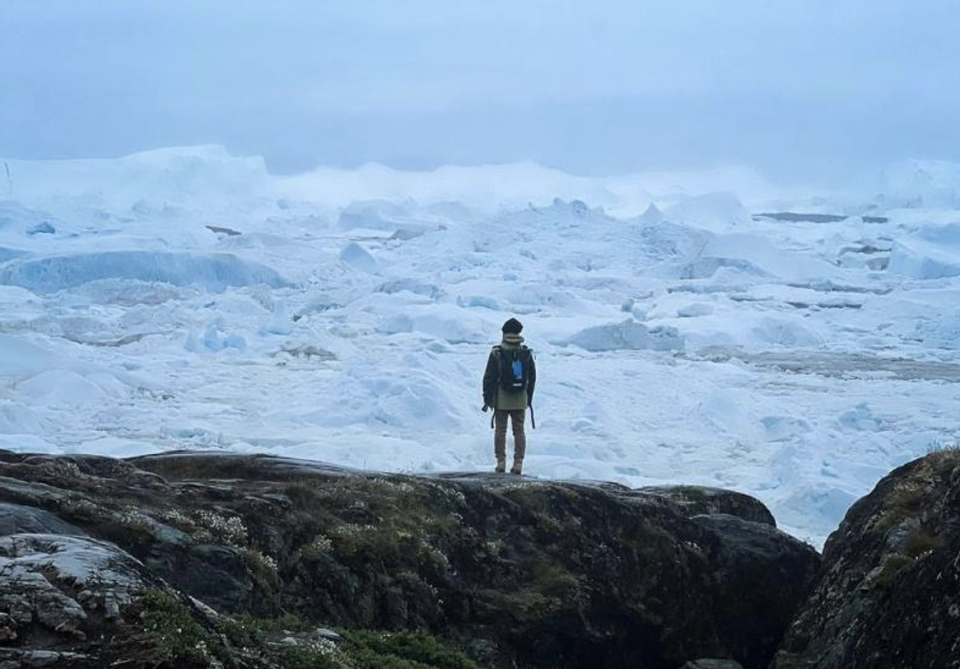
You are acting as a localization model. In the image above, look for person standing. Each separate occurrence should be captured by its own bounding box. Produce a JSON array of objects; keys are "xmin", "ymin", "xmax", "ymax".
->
[{"xmin": 482, "ymin": 318, "xmax": 536, "ymax": 474}]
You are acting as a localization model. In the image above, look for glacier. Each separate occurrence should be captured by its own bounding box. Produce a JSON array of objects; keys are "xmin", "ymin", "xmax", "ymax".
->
[{"xmin": 1, "ymin": 145, "xmax": 959, "ymax": 546}]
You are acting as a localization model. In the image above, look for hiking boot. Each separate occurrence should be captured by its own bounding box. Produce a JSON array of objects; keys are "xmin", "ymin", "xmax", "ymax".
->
[
  {"xmin": 495, "ymin": 459, "xmax": 506, "ymax": 474},
  {"xmin": 510, "ymin": 460, "xmax": 523, "ymax": 476}
]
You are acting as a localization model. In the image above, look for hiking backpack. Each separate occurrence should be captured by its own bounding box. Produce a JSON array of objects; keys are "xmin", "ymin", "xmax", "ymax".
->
[{"xmin": 498, "ymin": 346, "xmax": 533, "ymax": 393}]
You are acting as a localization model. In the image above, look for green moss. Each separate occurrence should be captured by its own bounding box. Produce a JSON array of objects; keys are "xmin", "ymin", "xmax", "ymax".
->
[
  {"xmin": 221, "ymin": 613, "xmax": 348, "ymax": 668},
  {"xmin": 283, "ymin": 478, "xmax": 459, "ymax": 571},
  {"xmin": 329, "ymin": 522, "xmax": 400, "ymax": 560},
  {"xmin": 57, "ymin": 496, "xmax": 103, "ymax": 521},
  {"xmin": 345, "ymin": 629, "xmax": 483, "ymax": 669},
  {"xmin": 222, "ymin": 612, "xmax": 314, "ymax": 647},
  {"xmin": 904, "ymin": 526, "xmax": 941, "ymax": 558},
  {"xmin": 474, "ymin": 558, "xmax": 582, "ymax": 622},
  {"xmin": 876, "ymin": 451, "xmax": 960, "ymax": 532},
  {"xmin": 480, "ymin": 587, "xmax": 563, "ymax": 621},
  {"xmin": 876, "ymin": 480, "xmax": 926, "ymax": 531},
  {"xmin": 630, "ymin": 519, "xmax": 676, "ymax": 561},
  {"xmin": 244, "ymin": 547, "xmax": 280, "ymax": 588},
  {"xmin": 873, "ymin": 553, "xmax": 913, "ymax": 587},
  {"xmin": 924, "ymin": 447, "xmax": 960, "ymax": 474},
  {"xmin": 221, "ymin": 613, "xmax": 486, "ymax": 669},
  {"xmin": 140, "ymin": 590, "xmax": 228, "ymax": 665},
  {"xmin": 281, "ymin": 645, "xmax": 346, "ymax": 669},
  {"xmin": 282, "ymin": 481, "xmax": 346, "ymax": 520},
  {"xmin": 530, "ymin": 562, "xmax": 582, "ymax": 600},
  {"xmin": 220, "ymin": 615, "xmax": 266, "ymax": 649}
]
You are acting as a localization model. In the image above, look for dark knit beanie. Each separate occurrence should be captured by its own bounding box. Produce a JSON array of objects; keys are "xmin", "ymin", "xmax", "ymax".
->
[{"xmin": 501, "ymin": 318, "xmax": 523, "ymax": 334}]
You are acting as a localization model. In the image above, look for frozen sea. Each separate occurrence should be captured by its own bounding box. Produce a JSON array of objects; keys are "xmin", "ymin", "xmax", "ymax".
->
[{"xmin": 2, "ymin": 145, "xmax": 960, "ymax": 546}]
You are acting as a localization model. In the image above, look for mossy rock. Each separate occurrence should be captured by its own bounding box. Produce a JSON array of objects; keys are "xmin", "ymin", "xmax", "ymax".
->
[
  {"xmin": 775, "ymin": 449, "xmax": 960, "ymax": 669},
  {"xmin": 0, "ymin": 450, "xmax": 818, "ymax": 669}
]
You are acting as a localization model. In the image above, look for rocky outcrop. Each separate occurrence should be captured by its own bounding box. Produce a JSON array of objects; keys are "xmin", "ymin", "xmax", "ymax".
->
[
  {"xmin": 774, "ymin": 449, "xmax": 960, "ymax": 669},
  {"xmin": 0, "ymin": 533, "xmax": 169, "ymax": 668},
  {"xmin": 638, "ymin": 486, "xmax": 777, "ymax": 527},
  {"xmin": 0, "ymin": 450, "xmax": 819, "ymax": 669}
]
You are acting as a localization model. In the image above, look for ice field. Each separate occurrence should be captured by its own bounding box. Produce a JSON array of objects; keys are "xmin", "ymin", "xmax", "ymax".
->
[{"xmin": 2, "ymin": 145, "xmax": 960, "ymax": 545}]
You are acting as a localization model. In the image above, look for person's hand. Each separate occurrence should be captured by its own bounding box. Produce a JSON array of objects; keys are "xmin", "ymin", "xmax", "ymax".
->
[{"xmin": 482, "ymin": 404, "xmax": 489, "ymax": 412}]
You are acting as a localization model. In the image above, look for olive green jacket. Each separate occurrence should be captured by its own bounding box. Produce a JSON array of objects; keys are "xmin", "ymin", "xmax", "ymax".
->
[{"xmin": 482, "ymin": 334, "xmax": 536, "ymax": 411}]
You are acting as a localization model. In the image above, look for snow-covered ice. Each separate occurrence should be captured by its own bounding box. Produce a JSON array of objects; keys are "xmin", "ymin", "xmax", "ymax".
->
[{"xmin": 1, "ymin": 146, "xmax": 959, "ymax": 546}]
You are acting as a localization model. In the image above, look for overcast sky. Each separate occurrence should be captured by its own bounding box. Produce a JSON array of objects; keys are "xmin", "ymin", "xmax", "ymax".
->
[{"xmin": 1, "ymin": 0, "xmax": 958, "ymax": 181}]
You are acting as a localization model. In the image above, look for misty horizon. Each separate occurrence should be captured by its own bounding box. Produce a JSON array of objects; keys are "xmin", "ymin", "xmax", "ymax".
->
[{"xmin": 2, "ymin": 0, "xmax": 959, "ymax": 183}]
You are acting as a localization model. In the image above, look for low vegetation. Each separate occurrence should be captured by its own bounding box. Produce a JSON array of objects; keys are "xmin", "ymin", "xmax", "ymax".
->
[{"xmin": 140, "ymin": 591, "xmax": 486, "ymax": 669}]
